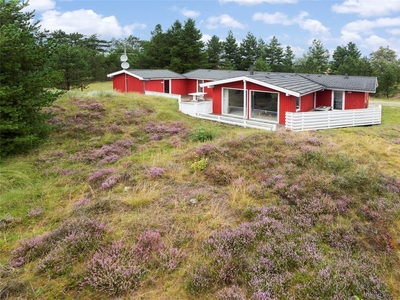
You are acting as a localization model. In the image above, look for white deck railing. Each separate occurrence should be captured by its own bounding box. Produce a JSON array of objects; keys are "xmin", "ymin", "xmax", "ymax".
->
[
  {"xmin": 179, "ymin": 101, "xmax": 213, "ymax": 116},
  {"xmin": 285, "ymin": 105, "xmax": 382, "ymax": 131},
  {"xmin": 144, "ymin": 91, "xmax": 181, "ymax": 102}
]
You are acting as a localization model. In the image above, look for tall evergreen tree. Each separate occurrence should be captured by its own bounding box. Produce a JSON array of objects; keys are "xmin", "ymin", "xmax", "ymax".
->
[
  {"xmin": 169, "ymin": 18, "xmax": 205, "ymax": 73},
  {"xmin": 221, "ymin": 30, "xmax": 240, "ymax": 70},
  {"xmin": 295, "ymin": 39, "xmax": 330, "ymax": 74},
  {"xmin": 141, "ymin": 24, "xmax": 170, "ymax": 69},
  {"xmin": 238, "ymin": 32, "xmax": 259, "ymax": 70},
  {"xmin": 0, "ymin": 0, "xmax": 61, "ymax": 156},
  {"xmin": 206, "ymin": 35, "xmax": 223, "ymax": 69},
  {"xmin": 331, "ymin": 42, "xmax": 362, "ymax": 75},
  {"xmin": 282, "ymin": 45, "xmax": 295, "ymax": 73},
  {"xmin": 265, "ymin": 36, "xmax": 284, "ymax": 72}
]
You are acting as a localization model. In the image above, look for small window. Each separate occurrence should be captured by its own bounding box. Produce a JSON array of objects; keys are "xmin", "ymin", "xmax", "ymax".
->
[
  {"xmin": 333, "ymin": 91, "xmax": 344, "ymax": 110},
  {"xmin": 296, "ymin": 97, "xmax": 300, "ymax": 111}
]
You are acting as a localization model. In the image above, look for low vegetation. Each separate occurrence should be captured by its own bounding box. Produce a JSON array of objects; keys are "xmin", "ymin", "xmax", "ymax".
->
[{"xmin": 1, "ymin": 83, "xmax": 399, "ymax": 299}]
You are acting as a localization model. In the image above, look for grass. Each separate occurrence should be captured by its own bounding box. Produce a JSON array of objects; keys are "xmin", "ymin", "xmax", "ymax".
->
[{"xmin": 1, "ymin": 83, "xmax": 399, "ymax": 299}]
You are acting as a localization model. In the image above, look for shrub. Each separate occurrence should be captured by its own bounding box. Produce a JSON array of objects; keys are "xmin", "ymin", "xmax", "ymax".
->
[
  {"xmin": 190, "ymin": 158, "xmax": 208, "ymax": 172},
  {"xmin": 204, "ymin": 164, "xmax": 234, "ymax": 185},
  {"xmin": 10, "ymin": 217, "xmax": 106, "ymax": 268},
  {"xmin": 84, "ymin": 240, "xmax": 145, "ymax": 296},
  {"xmin": 190, "ymin": 128, "xmax": 216, "ymax": 142},
  {"xmin": 146, "ymin": 167, "xmax": 165, "ymax": 179}
]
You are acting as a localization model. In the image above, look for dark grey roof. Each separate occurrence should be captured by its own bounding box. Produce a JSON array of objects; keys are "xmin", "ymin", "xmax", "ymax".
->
[
  {"xmin": 126, "ymin": 69, "xmax": 185, "ymax": 79},
  {"xmin": 183, "ymin": 69, "xmax": 252, "ymax": 80},
  {"xmin": 184, "ymin": 69, "xmax": 377, "ymax": 94},
  {"xmin": 298, "ymin": 74, "xmax": 378, "ymax": 93},
  {"xmin": 247, "ymin": 73, "xmax": 324, "ymax": 96}
]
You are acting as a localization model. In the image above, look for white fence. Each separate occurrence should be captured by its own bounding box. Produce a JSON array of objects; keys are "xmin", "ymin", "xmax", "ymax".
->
[
  {"xmin": 144, "ymin": 91, "xmax": 181, "ymax": 101},
  {"xmin": 197, "ymin": 114, "xmax": 277, "ymax": 131},
  {"xmin": 179, "ymin": 101, "xmax": 213, "ymax": 116},
  {"xmin": 285, "ymin": 105, "xmax": 382, "ymax": 131}
]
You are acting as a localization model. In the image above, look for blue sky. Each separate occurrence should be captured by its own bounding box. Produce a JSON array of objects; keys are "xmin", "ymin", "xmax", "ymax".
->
[{"xmin": 25, "ymin": 0, "xmax": 400, "ymax": 58}]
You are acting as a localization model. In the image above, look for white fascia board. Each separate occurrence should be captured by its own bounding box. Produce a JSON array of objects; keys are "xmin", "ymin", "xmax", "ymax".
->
[
  {"xmin": 200, "ymin": 76, "xmax": 300, "ymax": 97},
  {"xmin": 106, "ymin": 70, "xmax": 144, "ymax": 80}
]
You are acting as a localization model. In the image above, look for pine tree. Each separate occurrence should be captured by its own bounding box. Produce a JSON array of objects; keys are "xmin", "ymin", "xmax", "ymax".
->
[
  {"xmin": 0, "ymin": 0, "xmax": 61, "ymax": 157},
  {"xmin": 221, "ymin": 30, "xmax": 240, "ymax": 70},
  {"xmin": 206, "ymin": 35, "xmax": 223, "ymax": 69},
  {"xmin": 265, "ymin": 36, "xmax": 284, "ymax": 72},
  {"xmin": 238, "ymin": 32, "xmax": 259, "ymax": 70}
]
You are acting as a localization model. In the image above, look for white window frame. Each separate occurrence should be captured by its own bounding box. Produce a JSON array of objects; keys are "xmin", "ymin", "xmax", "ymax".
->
[
  {"xmin": 296, "ymin": 97, "xmax": 301, "ymax": 112},
  {"xmin": 249, "ymin": 89, "xmax": 279, "ymax": 123},
  {"xmin": 222, "ymin": 88, "xmax": 245, "ymax": 117},
  {"xmin": 332, "ymin": 90, "xmax": 345, "ymax": 110}
]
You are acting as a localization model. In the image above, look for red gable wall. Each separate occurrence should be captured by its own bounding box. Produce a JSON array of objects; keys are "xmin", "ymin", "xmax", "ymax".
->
[
  {"xmin": 209, "ymin": 80, "xmax": 299, "ymax": 125},
  {"xmin": 345, "ymin": 91, "xmax": 368, "ymax": 109}
]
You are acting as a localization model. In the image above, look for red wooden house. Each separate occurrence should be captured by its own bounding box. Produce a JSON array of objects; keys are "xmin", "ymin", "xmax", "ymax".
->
[{"xmin": 107, "ymin": 69, "xmax": 380, "ymax": 131}]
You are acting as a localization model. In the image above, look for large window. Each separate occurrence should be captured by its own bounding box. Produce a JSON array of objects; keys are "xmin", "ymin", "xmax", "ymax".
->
[
  {"xmin": 223, "ymin": 89, "xmax": 244, "ymax": 116},
  {"xmin": 333, "ymin": 91, "xmax": 344, "ymax": 110},
  {"xmin": 250, "ymin": 91, "xmax": 278, "ymax": 121}
]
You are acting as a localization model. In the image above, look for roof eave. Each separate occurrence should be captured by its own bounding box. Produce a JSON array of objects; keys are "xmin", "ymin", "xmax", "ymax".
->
[{"xmin": 201, "ymin": 76, "xmax": 301, "ymax": 97}]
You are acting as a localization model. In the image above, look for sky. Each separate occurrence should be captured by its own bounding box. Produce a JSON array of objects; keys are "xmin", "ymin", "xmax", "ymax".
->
[{"xmin": 24, "ymin": 0, "xmax": 400, "ymax": 58}]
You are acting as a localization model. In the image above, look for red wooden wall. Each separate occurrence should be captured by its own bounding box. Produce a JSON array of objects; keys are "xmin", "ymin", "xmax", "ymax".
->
[
  {"xmin": 171, "ymin": 79, "xmax": 189, "ymax": 95},
  {"xmin": 300, "ymin": 93, "xmax": 314, "ymax": 112},
  {"xmin": 145, "ymin": 80, "xmax": 163, "ymax": 93},
  {"xmin": 345, "ymin": 91, "xmax": 368, "ymax": 109},
  {"xmin": 315, "ymin": 90, "xmax": 332, "ymax": 107}
]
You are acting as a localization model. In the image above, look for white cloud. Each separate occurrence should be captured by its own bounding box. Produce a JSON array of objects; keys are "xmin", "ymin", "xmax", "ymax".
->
[
  {"xmin": 201, "ymin": 34, "xmax": 213, "ymax": 43},
  {"xmin": 181, "ymin": 8, "xmax": 200, "ymax": 18},
  {"xmin": 253, "ymin": 12, "xmax": 294, "ymax": 25},
  {"xmin": 386, "ymin": 28, "xmax": 400, "ymax": 35},
  {"xmin": 40, "ymin": 9, "xmax": 146, "ymax": 38},
  {"xmin": 299, "ymin": 19, "xmax": 330, "ymax": 37},
  {"xmin": 253, "ymin": 11, "xmax": 330, "ymax": 37},
  {"xmin": 219, "ymin": 0, "xmax": 297, "ymax": 5},
  {"xmin": 22, "ymin": 0, "xmax": 56, "ymax": 12},
  {"xmin": 342, "ymin": 17, "xmax": 400, "ymax": 35},
  {"xmin": 332, "ymin": 0, "xmax": 400, "ymax": 17},
  {"xmin": 206, "ymin": 14, "xmax": 246, "ymax": 30}
]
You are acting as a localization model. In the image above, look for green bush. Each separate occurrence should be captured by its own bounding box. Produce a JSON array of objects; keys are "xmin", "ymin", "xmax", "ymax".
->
[{"xmin": 190, "ymin": 128, "xmax": 216, "ymax": 142}]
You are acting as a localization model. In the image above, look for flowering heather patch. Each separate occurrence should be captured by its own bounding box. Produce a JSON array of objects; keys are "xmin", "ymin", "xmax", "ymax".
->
[
  {"xmin": 144, "ymin": 120, "xmax": 188, "ymax": 140},
  {"xmin": 10, "ymin": 217, "xmax": 106, "ymax": 268},
  {"xmin": 133, "ymin": 229, "xmax": 165, "ymax": 263},
  {"xmin": 88, "ymin": 168, "xmax": 116, "ymax": 183},
  {"xmin": 305, "ymin": 136, "xmax": 323, "ymax": 146},
  {"xmin": 84, "ymin": 240, "xmax": 145, "ymax": 296},
  {"xmin": 216, "ymin": 285, "xmax": 246, "ymax": 300},
  {"xmin": 70, "ymin": 139, "xmax": 134, "ymax": 165},
  {"xmin": 158, "ymin": 247, "xmax": 186, "ymax": 271},
  {"xmin": 26, "ymin": 207, "xmax": 43, "ymax": 217},
  {"xmin": 125, "ymin": 108, "xmax": 153, "ymax": 118},
  {"xmin": 101, "ymin": 175, "xmax": 121, "ymax": 190},
  {"xmin": 109, "ymin": 123, "xmax": 124, "ymax": 133},
  {"xmin": 187, "ymin": 264, "xmax": 213, "ymax": 295},
  {"xmin": 71, "ymin": 197, "xmax": 91, "ymax": 212},
  {"xmin": 146, "ymin": 167, "xmax": 165, "ymax": 179}
]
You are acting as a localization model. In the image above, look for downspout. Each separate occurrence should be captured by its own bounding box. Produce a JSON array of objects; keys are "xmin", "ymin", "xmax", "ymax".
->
[{"xmin": 243, "ymin": 79, "xmax": 247, "ymax": 119}]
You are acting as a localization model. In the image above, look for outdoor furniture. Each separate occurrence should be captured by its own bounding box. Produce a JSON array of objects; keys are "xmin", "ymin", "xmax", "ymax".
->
[{"xmin": 188, "ymin": 92, "xmax": 207, "ymax": 102}]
